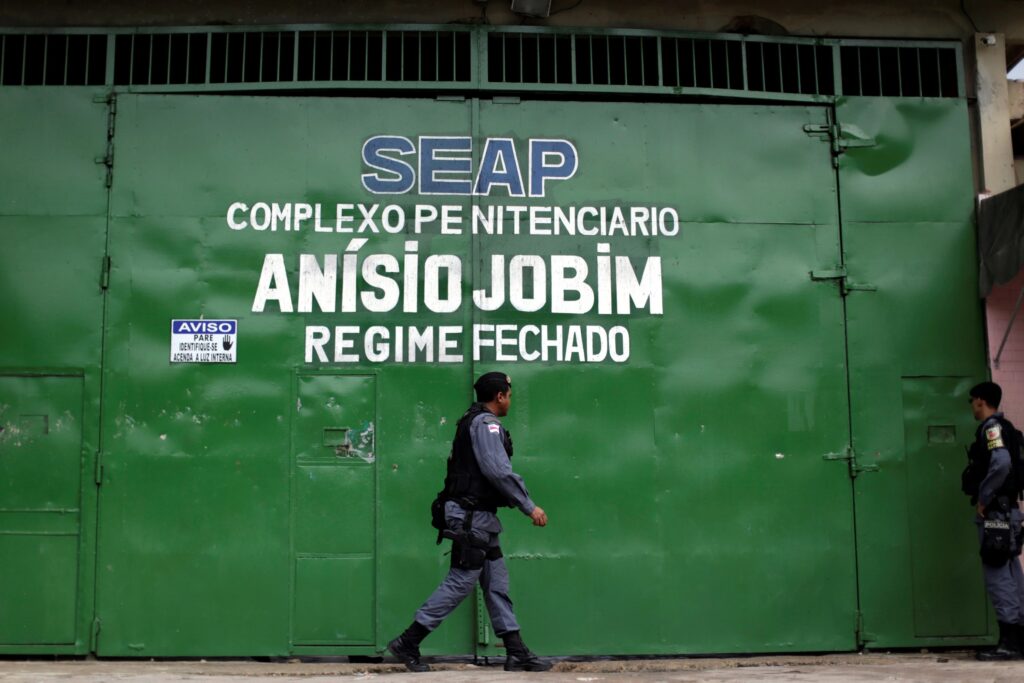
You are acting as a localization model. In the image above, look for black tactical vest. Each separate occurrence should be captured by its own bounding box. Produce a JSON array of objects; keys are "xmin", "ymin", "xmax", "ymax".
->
[
  {"xmin": 964, "ymin": 415, "xmax": 1024, "ymax": 503},
  {"xmin": 442, "ymin": 403, "xmax": 514, "ymax": 513}
]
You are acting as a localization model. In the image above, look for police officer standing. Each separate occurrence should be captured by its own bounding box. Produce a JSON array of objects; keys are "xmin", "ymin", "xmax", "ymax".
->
[
  {"xmin": 965, "ymin": 382, "xmax": 1024, "ymax": 661},
  {"xmin": 387, "ymin": 372, "xmax": 551, "ymax": 673}
]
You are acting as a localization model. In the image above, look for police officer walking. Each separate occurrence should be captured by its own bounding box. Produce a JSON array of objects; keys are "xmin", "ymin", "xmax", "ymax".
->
[
  {"xmin": 387, "ymin": 372, "xmax": 551, "ymax": 673},
  {"xmin": 964, "ymin": 382, "xmax": 1024, "ymax": 661}
]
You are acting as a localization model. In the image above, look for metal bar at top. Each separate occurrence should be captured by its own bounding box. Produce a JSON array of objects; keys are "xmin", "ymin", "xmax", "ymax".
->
[
  {"xmin": 145, "ymin": 34, "xmax": 153, "ymax": 85},
  {"xmin": 205, "ymin": 32, "xmax": 213, "ymax": 84},
  {"xmin": 896, "ymin": 47, "xmax": 902, "ymax": 97},
  {"xmin": 875, "ymin": 46, "xmax": 882, "ymax": 96},
  {"xmin": 758, "ymin": 42, "xmax": 765, "ymax": 92},
  {"xmin": 259, "ymin": 32, "xmax": 266, "ymax": 83},
  {"xmin": 536, "ymin": 33, "xmax": 541, "ymax": 84},
  {"xmin": 955, "ymin": 42, "xmax": 965, "ymax": 98},
  {"xmin": 672, "ymin": 38, "xmax": 679, "ymax": 88},
  {"xmin": 41, "ymin": 34, "xmax": 48, "ymax": 85},
  {"xmin": 724, "ymin": 40, "xmax": 730, "ymax": 89},
  {"xmin": 692, "ymin": 39, "xmax": 698, "ymax": 88},
  {"xmin": 812, "ymin": 45, "xmax": 819, "ymax": 95},
  {"xmin": 915, "ymin": 48, "xmax": 923, "ymax": 97},
  {"xmin": 604, "ymin": 35, "xmax": 610, "ymax": 85},
  {"xmin": 128, "ymin": 34, "xmax": 134, "ymax": 85},
  {"xmin": 654, "ymin": 36, "xmax": 661, "ymax": 88},
  {"xmin": 0, "ymin": 22, "xmax": 964, "ymax": 53},
  {"xmin": 776, "ymin": 44, "xmax": 783, "ymax": 93},
  {"xmin": 521, "ymin": 34, "xmax": 525, "ymax": 84},
  {"xmin": 707, "ymin": 39, "xmax": 714, "ymax": 89},
  {"xmin": 309, "ymin": 30, "xmax": 316, "ymax": 81},
  {"xmin": 794, "ymin": 45, "xmax": 801, "ymax": 95},
  {"xmin": 570, "ymin": 33, "xmax": 577, "ymax": 85},
  {"xmin": 275, "ymin": 31, "xmax": 282, "ymax": 82},
  {"xmin": 851, "ymin": 46, "xmax": 860, "ymax": 95},
  {"xmin": 622, "ymin": 35, "xmax": 629, "ymax": 86},
  {"xmin": 0, "ymin": 24, "xmax": 968, "ymax": 101},
  {"xmin": 741, "ymin": 41, "xmax": 748, "ymax": 92}
]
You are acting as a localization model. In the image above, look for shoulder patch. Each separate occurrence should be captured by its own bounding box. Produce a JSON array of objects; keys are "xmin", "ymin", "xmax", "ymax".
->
[
  {"xmin": 487, "ymin": 424, "xmax": 501, "ymax": 434},
  {"xmin": 986, "ymin": 425, "xmax": 1002, "ymax": 441}
]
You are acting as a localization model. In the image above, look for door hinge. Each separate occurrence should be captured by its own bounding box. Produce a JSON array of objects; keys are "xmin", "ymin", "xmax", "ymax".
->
[
  {"xmin": 809, "ymin": 267, "xmax": 876, "ymax": 296},
  {"xmin": 810, "ymin": 267, "xmax": 847, "ymax": 281},
  {"xmin": 823, "ymin": 447, "xmax": 880, "ymax": 478},
  {"xmin": 855, "ymin": 611, "xmax": 876, "ymax": 644},
  {"xmin": 842, "ymin": 281, "xmax": 878, "ymax": 295},
  {"xmin": 90, "ymin": 616, "xmax": 101, "ymax": 651},
  {"xmin": 851, "ymin": 461, "xmax": 880, "ymax": 477},
  {"xmin": 100, "ymin": 256, "xmax": 111, "ymax": 290},
  {"xmin": 93, "ymin": 93, "xmax": 116, "ymax": 188},
  {"xmin": 803, "ymin": 120, "xmax": 876, "ymax": 166},
  {"xmin": 822, "ymin": 446, "xmax": 853, "ymax": 462},
  {"xmin": 94, "ymin": 449, "xmax": 104, "ymax": 485}
]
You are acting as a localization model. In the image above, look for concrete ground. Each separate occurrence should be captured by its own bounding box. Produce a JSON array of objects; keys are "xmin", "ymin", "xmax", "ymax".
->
[{"xmin": 3, "ymin": 652, "xmax": 1024, "ymax": 683}]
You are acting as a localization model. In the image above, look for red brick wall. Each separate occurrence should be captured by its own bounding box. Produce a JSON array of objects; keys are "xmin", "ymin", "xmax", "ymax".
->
[{"xmin": 987, "ymin": 272, "xmax": 1024, "ymax": 425}]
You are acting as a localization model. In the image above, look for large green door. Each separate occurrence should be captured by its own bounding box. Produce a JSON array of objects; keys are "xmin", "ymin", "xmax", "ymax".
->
[
  {"xmin": 98, "ymin": 93, "xmax": 860, "ymax": 656},
  {"xmin": 95, "ymin": 94, "xmax": 475, "ymax": 656},
  {"xmin": 0, "ymin": 89, "xmax": 108, "ymax": 654},
  {"xmin": 471, "ymin": 100, "xmax": 858, "ymax": 654},
  {"xmin": 837, "ymin": 97, "xmax": 991, "ymax": 647}
]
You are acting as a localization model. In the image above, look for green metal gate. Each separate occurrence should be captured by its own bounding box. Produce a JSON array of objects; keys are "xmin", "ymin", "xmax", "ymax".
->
[{"xmin": 0, "ymin": 25, "xmax": 991, "ymax": 657}]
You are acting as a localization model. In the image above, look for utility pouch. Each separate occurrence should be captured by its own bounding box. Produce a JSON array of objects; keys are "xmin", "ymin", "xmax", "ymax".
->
[
  {"xmin": 982, "ymin": 511, "xmax": 1014, "ymax": 567},
  {"xmin": 451, "ymin": 541, "xmax": 488, "ymax": 570},
  {"xmin": 446, "ymin": 510, "xmax": 490, "ymax": 570}
]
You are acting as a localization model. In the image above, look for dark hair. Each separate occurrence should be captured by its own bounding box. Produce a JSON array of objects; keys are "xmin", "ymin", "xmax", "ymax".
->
[
  {"xmin": 970, "ymin": 381, "xmax": 1002, "ymax": 409},
  {"xmin": 474, "ymin": 372, "xmax": 511, "ymax": 402}
]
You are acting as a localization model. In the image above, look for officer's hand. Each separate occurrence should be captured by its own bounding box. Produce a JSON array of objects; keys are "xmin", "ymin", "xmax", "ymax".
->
[
  {"xmin": 977, "ymin": 503, "xmax": 986, "ymax": 518},
  {"xmin": 530, "ymin": 506, "xmax": 548, "ymax": 527}
]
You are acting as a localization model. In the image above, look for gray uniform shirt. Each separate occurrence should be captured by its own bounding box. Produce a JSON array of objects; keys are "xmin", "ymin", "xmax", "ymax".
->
[
  {"xmin": 979, "ymin": 414, "xmax": 1012, "ymax": 508},
  {"xmin": 445, "ymin": 410, "xmax": 536, "ymax": 535}
]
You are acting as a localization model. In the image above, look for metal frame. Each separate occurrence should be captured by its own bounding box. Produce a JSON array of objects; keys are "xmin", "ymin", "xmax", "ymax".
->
[{"xmin": 0, "ymin": 24, "xmax": 965, "ymax": 103}]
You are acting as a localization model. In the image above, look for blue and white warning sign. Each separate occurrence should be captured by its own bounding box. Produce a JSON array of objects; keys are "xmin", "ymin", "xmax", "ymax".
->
[{"xmin": 170, "ymin": 319, "xmax": 237, "ymax": 364}]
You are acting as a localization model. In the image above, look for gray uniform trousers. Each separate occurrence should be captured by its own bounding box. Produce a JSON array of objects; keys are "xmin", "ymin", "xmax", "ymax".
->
[
  {"xmin": 414, "ymin": 503, "xmax": 520, "ymax": 635},
  {"xmin": 976, "ymin": 507, "xmax": 1024, "ymax": 624}
]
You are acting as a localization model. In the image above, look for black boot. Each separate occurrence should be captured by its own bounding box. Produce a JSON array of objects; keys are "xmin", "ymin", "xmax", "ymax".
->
[
  {"xmin": 976, "ymin": 621, "xmax": 1022, "ymax": 661},
  {"xmin": 387, "ymin": 621, "xmax": 431, "ymax": 672},
  {"xmin": 501, "ymin": 630, "xmax": 552, "ymax": 672}
]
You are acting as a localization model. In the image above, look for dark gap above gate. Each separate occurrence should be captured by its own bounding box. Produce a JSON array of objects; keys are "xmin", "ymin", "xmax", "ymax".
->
[{"xmin": 0, "ymin": 27, "xmax": 964, "ymax": 100}]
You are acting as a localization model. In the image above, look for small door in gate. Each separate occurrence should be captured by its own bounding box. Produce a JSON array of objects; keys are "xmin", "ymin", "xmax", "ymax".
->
[
  {"xmin": 0, "ymin": 375, "xmax": 84, "ymax": 645},
  {"xmin": 291, "ymin": 374, "xmax": 376, "ymax": 646}
]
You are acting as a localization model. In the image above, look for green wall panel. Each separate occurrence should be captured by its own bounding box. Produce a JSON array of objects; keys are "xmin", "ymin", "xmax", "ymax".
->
[
  {"xmin": 838, "ymin": 97, "xmax": 990, "ymax": 648},
  {"xmin": 0, "ymin": 84, "xmax": 989, "ymax": 656},
  {"xmin": 0, "ymin": 89, "xmax": 108, "ymax": 655}
]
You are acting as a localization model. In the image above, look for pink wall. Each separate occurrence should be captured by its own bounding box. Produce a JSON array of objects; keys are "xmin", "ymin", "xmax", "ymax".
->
[{"xmin": 987, "ymin": 272, "xmax": 1024, "ymax": 425}]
